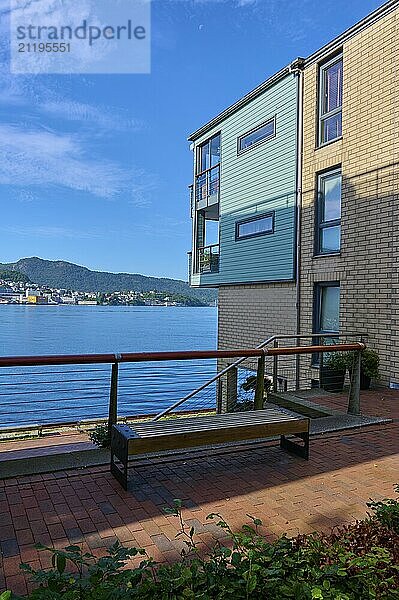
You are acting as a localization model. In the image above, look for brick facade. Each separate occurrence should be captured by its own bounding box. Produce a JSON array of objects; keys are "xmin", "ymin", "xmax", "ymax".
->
[
  {"xmin": 218, "ymin": 283, "xmax": 297, "ymax": 350},
  {"xmin": 209, "ymin": 4, "xmax": 399, "ymax": 387},
  {"xmin": 300, "ymin": 9, "xmax": 399, "ymax": 385}
]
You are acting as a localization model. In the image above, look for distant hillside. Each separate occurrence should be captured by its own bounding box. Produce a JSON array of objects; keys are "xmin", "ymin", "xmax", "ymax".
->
[
  {"xmin": 0, "ymin": 258, "xmax": 217, "ymax": 304},
  {"xmin": 0, "ymin": 269, "xmax": 31, "ymax": 284}
]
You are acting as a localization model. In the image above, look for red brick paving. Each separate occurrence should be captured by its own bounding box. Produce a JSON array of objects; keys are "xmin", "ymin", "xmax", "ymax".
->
[
  {"xmin": 0, "ymin": 389, "xmax": 398, "ymax": 595},
  {"xmin": 0, "ymin": 432, "xmax": 95, "ymax": 461}
]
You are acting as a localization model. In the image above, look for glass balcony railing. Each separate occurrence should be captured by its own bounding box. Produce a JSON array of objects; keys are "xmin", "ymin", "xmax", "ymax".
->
[
  {"xmin": 195, "ymin": 165, "xmax": 220, "ymax": 205},
  {"xmin": 198, "ymin": 244, "xmax": 219, "ymax": 274}
]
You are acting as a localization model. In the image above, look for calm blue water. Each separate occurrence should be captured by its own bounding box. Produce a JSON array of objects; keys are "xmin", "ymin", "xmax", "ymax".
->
[{"xmin": 0, "ymin": 306, "xmax": 218, "ymax": 428}]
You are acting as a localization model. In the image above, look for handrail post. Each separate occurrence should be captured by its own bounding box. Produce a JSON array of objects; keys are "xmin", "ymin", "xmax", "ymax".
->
[
  {"xmin": 217, "ymin": 378, "xmax": 223, "ymax": 414},
  {"xmin": 254, "ymin": 353, "xmax": 265, "ymax": 410},
  {"xmin": 295, "ymin": 336, "xmax": 300, "ymax": 391},
  {"xmin": 226, "ymin": 366, "xmax": 238, "ymax": 412},
  {"xmin": 272, "ymin": 340, "xmax": 278, "ymax": 393},
  {"xmin": 348, "ymin": 349, "xmax": 361, "ymax": 415},
  {"xmin": 108, "ymin": 362, "xmax": 119, "ymax": 437}
]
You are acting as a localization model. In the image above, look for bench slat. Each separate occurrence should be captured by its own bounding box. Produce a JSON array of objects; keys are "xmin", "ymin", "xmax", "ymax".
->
[
  {"xmin": 131, "ymin": 409, "xmax": 301, "ymax": 434},
  {"xmin": 132, "ymin": 417, "xmax": 306, "ymax": 437},
  {"xmin": 110, "ymin": 407, "xmax": 310, "ymax": 489},
  {"xmin": 127, "ymin": 419, "xmax": 308, "ymax": 455}
]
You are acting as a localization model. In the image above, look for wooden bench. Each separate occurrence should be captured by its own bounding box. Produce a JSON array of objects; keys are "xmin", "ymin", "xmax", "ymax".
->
[{"xmin": 110, "ymin": 408, "xmax": 310, "ymax": 490}]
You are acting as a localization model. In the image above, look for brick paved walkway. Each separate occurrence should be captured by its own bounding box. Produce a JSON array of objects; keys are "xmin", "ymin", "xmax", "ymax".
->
[{"xmin": 0, "ymin": 389, "xmax": 398, "ymax": 595}]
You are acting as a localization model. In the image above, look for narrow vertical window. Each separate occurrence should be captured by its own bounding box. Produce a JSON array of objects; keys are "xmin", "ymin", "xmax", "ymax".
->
[
  {"xmin": 316, "ymin": 284, "xmax": 340, "ymax": 334},
  {"xmin": 195, "ymin": 133, "xmax": 220, "ymax": 203},
  {"xmin": 316, "ymin": 169, "xmax": 341, "ymax": 254},
  {"xmin": 313, "ymin": 282, "xmax": 340, "ymax": 364},
  {"xmin": 319, "ymin": 55, "xmax": 342, "ymax": 145}
]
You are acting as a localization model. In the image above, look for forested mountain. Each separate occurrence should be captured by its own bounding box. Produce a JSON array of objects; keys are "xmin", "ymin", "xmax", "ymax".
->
[{"xmin": 0, "ymin": 258, "xmax": 217, "ymax": 304}]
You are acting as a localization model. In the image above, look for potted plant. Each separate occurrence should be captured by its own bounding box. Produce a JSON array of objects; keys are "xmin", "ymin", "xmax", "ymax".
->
[
  {"xmin": 345, "ymin": 348, "xmax": 380, "ymax": 390},
  {"xmin": 320, "ymin": 351, "xmax": 347, "ymax": 392}
]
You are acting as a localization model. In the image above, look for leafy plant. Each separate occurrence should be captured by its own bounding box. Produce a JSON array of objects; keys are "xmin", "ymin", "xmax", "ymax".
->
[
  {"xmin": 345, "ymin": 348, "xmax": 380, "ymax": 380},
  {"xmin": 88, "ymin": 423, "xmax": 110, "ymax": 448},
  {"xmin": 323, "ymin": 352, "xmax": 347, "ymax": 372},
  {"xmin": 7, "ymin": 487, "xmax": 399, "ymax": 599},
  {"xmin": 367, "ymin": 484, "xmax": 399, "ymax": 533}
]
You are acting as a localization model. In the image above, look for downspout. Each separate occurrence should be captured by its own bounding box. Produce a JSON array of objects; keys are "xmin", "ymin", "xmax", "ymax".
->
[
  {"xmin": 289, "ymin": 58, "xmax": 305, "ymax": 390},
  {"xmin": 190, "ymin": 143, "xmax": 197, "ymax": 276}
]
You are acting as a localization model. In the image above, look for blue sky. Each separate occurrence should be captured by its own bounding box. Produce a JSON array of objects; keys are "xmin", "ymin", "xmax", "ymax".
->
[{"xmin": 0, "ymin": 0, "xmax": 385, "ymax": 280}]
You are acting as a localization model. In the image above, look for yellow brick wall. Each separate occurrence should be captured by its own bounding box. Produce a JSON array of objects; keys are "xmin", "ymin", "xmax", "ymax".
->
[
  {"xmin": 218, "ymin": 283, "xmax": 297, "ymax": 350},
  {"xmin": 300, "ymin": 9, "xmax": 399, "ymax": 384}
]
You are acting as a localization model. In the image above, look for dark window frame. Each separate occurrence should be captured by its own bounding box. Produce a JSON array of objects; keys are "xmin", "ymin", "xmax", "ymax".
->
[
  {"xmin": 314, "ymin": 167, "xmax": 342, "ymax": 256},
  {"xmin": 196, "ymin": 132, "xmax": 221, "ymax": 176},
  {"xmin": 312, "ymin": 281, "xmax": 340, "ymax": 366},
  {"xmin": 317, "ymin": 53, "xmax": 343, "ymax": 147},
  {"xmin": 237, "ymin": 116, "xmax": 276, "ymax": 155},
  {"xmin": 235, "ymin": 211, "xmax": 275, "ymax": 241}
]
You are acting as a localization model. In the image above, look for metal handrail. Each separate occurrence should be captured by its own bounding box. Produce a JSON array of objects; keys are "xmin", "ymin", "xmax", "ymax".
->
[
  {"xmin": 0, "ymin": 337, "xmax": 367, "ymax": 432},
  {"xmin": 197, "ymin": 243, "xmax": 219, "ymax": 251},
  {"xmin": 0, "ymin": 348, "xmax": 266, "ymax": 369},
  {"xmin": 195, "ymin": 164, "xmax": 220, "ymax": 202},
  {"xmin": 153, "ymin": 332, "xmax": 367, "ymax": 420},
  {"xmin": 152, "ymin": 336, "xmax": 275, "ymax": 421},
  {"xmin": 195, "ymin": 163, "xmax": 221, "ymax": 178}
]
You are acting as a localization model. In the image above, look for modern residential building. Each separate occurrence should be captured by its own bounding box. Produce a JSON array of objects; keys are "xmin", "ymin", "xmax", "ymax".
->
[{"xmin": 188, "ymin": 0, "xmax": 398, "ymax": 386}]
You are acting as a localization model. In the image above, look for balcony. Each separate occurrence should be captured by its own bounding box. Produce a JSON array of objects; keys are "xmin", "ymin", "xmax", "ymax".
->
[
  {"xmin": 198, "ymin": 243, "xmax": 219, "ymax": 274},
  {"xmin": 195, "ymin": 165, "xmax": 220, "ymax": 210}
]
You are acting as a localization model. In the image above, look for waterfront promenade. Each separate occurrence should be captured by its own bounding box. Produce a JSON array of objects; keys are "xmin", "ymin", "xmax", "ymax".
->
[{"xmin": 0, "ymin": 389, "xmax": 398, "ymax": 595}]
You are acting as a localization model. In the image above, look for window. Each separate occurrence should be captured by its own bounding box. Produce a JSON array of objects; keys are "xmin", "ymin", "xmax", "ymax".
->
[
  {"xmin": 235, "ymin": 212, "xmax": 274, "ymax": 241},
  {"xmin": 319, "ymin": 55, "xmax": 342, "ymax": 145},
  {"xmin": 196, "ymin": 133, "xmax": 221, "ymax": 202},
  {"xmin": 238, "ymin": 117, "xmax": 275, "ymax": 153},
  {"xmin": 315, "ymin": 169, "xmax": 341, "ymax": 254},
  {"xmin": 314, "ymin": 282, "xmax": 340, "ymax": 342},
  {"xmin": 197, "ymin": 133, "xmax": 220, "ymax": 174},
  {"xmin": 313, "ymin": 283, "xmax": 340, "ymax": 363}
]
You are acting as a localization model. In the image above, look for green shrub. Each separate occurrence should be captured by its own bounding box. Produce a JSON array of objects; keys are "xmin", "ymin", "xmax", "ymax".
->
[
  {"xmin": 345, "ymin": 348, "xmax": 380, "ymax": 380},
  {"xmin": 367, "ymin": 484, "xmax": 399, "ymax": 533},
  {"xmin": 88, "ymin": 423, "xmax": 110, "ymax": 448},
  {"xmin": 5, "ymin": 489, "xmax": 398, "ymax": 599},
  {"xmin": 323, "ymin": 352, "xmax": 347, "ymax": 372}
]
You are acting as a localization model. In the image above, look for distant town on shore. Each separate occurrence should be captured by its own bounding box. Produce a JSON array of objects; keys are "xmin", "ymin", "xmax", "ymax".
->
[{"xmin": 0, "ymin": 257, "xmax": 217, "ymax": 307}]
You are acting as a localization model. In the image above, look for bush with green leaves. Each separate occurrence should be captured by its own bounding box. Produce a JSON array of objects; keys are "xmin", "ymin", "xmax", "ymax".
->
[
  {"xmin": 323, "ymin": 352, "xmax": 347, "ymax": 372},
  {"xmin": 367, "ymin": 484, "xmax": 399, "ymax": 533},
  {"xmin": 345, "ymin": 348, "xmax": 380, "ymax": 380},
  {"xmin": 4, "ymin": 490, "xmax": 399, "ymax": 599},
  {"xmin": 87, "ymin": 423, "xmax": 110, "ymax": 448}
]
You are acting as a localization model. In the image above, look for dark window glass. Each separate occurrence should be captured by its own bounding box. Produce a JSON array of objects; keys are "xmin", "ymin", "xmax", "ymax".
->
[
  {"xmin": 313, "ymin": 283, "xmax": 340, "ymax": 365},
  {"xmin": 210, "ymin": 135, "xmax": 221, "ymax": 167},
  {"xmin": 238, "ymin": 118, "xmax": 275, "ymax": 153},
  {"xmin": 197, "ymin": 133, "xmax": 220, "ymax": 174},
  {"xmin": 319, "ymin": 285, "xmax": 340, "ymax": 332},
  {"xmin": 316, "ymin": 170, "xmax": 341, "ymax": 254},
  {"xmin": 319, "ymin": 56, "xmax": 342, "ymax": 145},
  {"xmin": 236, "ymin": 213, "xmax": 274, "ymax": 240}
]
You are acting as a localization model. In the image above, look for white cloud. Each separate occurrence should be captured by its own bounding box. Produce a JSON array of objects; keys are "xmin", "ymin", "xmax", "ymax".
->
[
  {"xmin": 40, "ymin": 100, "xmax": 143, "ymax": 132},
  {"xmin": 0, "ymin": 124, "xmax": 155, "ymax": 202},
  {"xmin": 0, "ymin": 225, "xmax": 102, "ymax": 239}
]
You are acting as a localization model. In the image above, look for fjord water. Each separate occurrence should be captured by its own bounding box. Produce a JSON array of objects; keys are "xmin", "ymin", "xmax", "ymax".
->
[{"xmin": 0, "ymin": 305, "xmax": 218, "ymax": 428}]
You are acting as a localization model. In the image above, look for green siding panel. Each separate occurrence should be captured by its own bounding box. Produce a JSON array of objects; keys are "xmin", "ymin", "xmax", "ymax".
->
[{"xmin": 193, "ymin": 73, "xmax": 298, "ymax": 286}]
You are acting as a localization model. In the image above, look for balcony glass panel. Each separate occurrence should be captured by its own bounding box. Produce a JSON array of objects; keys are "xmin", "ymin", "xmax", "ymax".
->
[{"xmin": 198, "ymin": 244, "xmax": 219, "ymax": 274}]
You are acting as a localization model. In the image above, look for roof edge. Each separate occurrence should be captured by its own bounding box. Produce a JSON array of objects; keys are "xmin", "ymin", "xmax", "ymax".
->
[
  {"xmin": 305, "ymin": 0, "xmax": 398, "ymax": 66},
  {"xmin": 188, "ymin": 0, "xmax": 398, "ymax": 143},
  {"xmin": 188, "ymin": 65, "xmax": 291, "ymax": 142}
]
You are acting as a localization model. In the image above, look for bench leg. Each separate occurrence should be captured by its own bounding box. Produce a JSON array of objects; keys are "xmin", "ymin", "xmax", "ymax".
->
[
  {"xmin": 110, "ymin": 429, "xmax": 129, "ymax": 490},
  {"xmin": 110, "ymin": 451, "xmax": 128, "ymax": 490},
  {"xmin": 280, "ymin": 431, "xmax": 309, "ymax": 460}
]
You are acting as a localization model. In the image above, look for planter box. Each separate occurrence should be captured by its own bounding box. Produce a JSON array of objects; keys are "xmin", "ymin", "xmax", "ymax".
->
[{"xmin": 320, "ymin": 366, "xmax": 345, "ymax": 392}]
